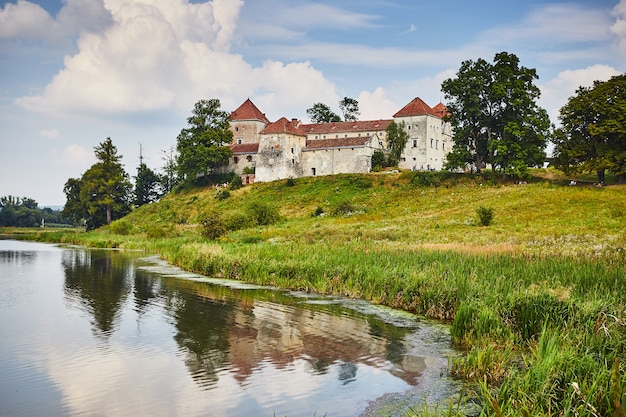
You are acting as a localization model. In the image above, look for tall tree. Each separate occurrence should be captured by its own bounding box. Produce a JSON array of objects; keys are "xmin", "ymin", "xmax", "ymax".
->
[
  {"xmin": 442, "ymin": 52, "xmax": 551, "ymax": 176},
  {"xmin": 339, "ymin": 97, "xmax": 360, "ymax": 122},
  {"xmin": 385, "ymin": 121, "xmax": 409, "ymax": 166},
  {"xmin": 176, "ymin": 99, "xmax": 233, "ymax": 183},
  {"xmin": 134, "ymin": 163, "xmax": 161, "ymax": 207},
  {"xmin": 306, "ymin": 102, "xmax": 341, "ymax": 123},
  {"xmin": 553, "ymin": 74, "xmax": 626, "ymax": 184},
  {"xmin": 160, "ymin": 146, "xmax": 180, "ymax": 193},
  {"xmin": 62, "ymin": 138, "xmax": 132, "ymax": 230}
]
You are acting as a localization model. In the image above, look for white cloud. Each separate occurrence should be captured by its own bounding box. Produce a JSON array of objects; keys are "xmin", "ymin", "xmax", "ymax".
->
[
  {"xmin": 538, "ymin": 64, "xmax": 622, "ymax": 123},
  {"xmin": 357, "ymin": 87, "xmax": 398, "ymax": 120},
  {"xmin": 0, "ymin": 0, "xmax": 56, "ymax": 39},
  {"xmin": 611, "ymin": 0, "xmax": 626, "ymax": 56},
  {"xmin": 14, "ymin": 0, "xmax": 342, "ymax": 123},
  {"xmin": 56, "ymin": 144, "xmax": 93, "ymax": 168},
  {"xmin": 39, "ymin": 128, "xmax": 59, "ymax": 139},
  {"xmin": 0, "ymin": 0, "xmax": 112, "ymax": 42}
]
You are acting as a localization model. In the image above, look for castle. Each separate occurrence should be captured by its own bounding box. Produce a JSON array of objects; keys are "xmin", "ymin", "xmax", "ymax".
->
[{"xmin": 227, "ymin": 97, "xmax": 453, "ymax": 183}]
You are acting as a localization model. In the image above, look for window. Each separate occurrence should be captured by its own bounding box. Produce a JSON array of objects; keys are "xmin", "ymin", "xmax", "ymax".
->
[
  {"xmin": 233, "ymin": 156, "xmax": 239, "ymax": 164},
  {"xmin": 430, "ymin": 138, "xmax": 433, "ymax": 148},
  {"xmin": 315, "ymin": 135, "xmax": 318, "ymax": 139},
  {"xmin": 407, "ymin": 125, "xmax": 411, "ymax": 130},
  {"xmin": 292, "ymin": 159, "xmax": 295, "ymax": 165},
  {"xmin": 413, "ymin": 139, "xmax": 417, "ymax": 148},
  {"xmin": 323, "ymin": 135, "xmax": 326, "ymax": 139},
  {"xmin": 312, "ymin": 167, "xmax": 316, "ymax": 176},
  {"xmin": 335, "ymin": 135, "xmax": 338, "ymax": 138},
  {"xmin": 291, "ymin": 147, "xmax": 294, "ymax": 154},
  {"xmin": 344, "ymin": 134, "xmax": 348, "ymax": 138},
  {"xmin": 436, "ymin": 140, "xmax": 439, "ymax": 150},
  {"xmin": 235, "ymin": 127, "xmax": 239, "ymax": 132},
  {"xmin": 442, "ymin": 143, "xmax": 445, "ymax": 151},
  {"xmin": 246, "ymin": 155, "xmax": 252, "ymax": 162},
  {"xmin": 237, "ymin": 138, "xmax": 242, "ymax": 144}
]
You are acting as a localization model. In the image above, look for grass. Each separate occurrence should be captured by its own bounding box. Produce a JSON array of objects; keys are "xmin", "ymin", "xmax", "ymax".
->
[{"xmin": 5, "ymin": 168, "xmax": 626, "ymax": 416}]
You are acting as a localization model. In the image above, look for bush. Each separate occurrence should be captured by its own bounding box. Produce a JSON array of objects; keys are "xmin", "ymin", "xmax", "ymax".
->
[
  {"xmin": 110, "ymin": 219, "xmax": 133, "ymax": 235},
  {"xmin": 312, "ymin": 206, "xmax": 324, "ymax": 217},
  {"xmin": 247, "ymin": 202, "xmax": 280, "ymax": 226},
  {"xmin": 201, "ymin": 211, "xmax": 226, "ymax": 239},
  {"xmin": 229, "ymin": 175, "xmax": 243, "ymax": 190},
  {"xmin": 215, "ymin": 188, "xmax": 230, "ymax": 200},
  {"xmin": 285, "ymin": 177, "xmax": 296, "ymax": 187},
  {"xmin": 476, "ymin": 206, "xmax": 494, "ymax": 226},
  {"xmin": 332, "ymin": 201, "xmax": 358, "ymax": 216},
  {"xmin": 371, "ymin": 150, "xmax": 386, "ymax": 170},
  {"xmin": 223, "ymin": 210, "xmax": 256, "ymax": 231},
  {"xmin": 145, "ymin": 225, "xmax": 169, "ymax": 239}
]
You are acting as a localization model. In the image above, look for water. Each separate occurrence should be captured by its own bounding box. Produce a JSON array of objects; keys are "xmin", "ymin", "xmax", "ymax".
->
[{"xmin": 0, "ymin": 240, "xmax": 463, "ymax": 417}]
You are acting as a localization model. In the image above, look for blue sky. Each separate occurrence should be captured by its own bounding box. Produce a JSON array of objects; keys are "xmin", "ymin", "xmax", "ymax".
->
[{"xmin": 0, "ymin": 0, "xmax": 623, "ymax": 205}]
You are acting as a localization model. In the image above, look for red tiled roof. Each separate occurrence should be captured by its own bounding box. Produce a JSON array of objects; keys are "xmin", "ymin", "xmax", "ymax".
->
[
  {"xmin": 300, "ymin": 119, "xmax": 392, "ymax": 135},
  {"xmin": 432, "ymin": 102, "xmax": 449, "ymax": 118},
  {"xmin": 231, "ymin": 143, "xmax": 259, "ymax": 153},
  {"xmin": 305, "ymin": 136, "xmax": 371, "ymax": 149},
  {"xmin": 393, "ymin": 97, "xmax": 439, "ymax": 118},
  {"xmin": 260, "ymin": 117, "xmax": 306, "ymax": 136},
  {"xmin": 230, "ymin": 99, "xmax": 270, "ymax": 123}
]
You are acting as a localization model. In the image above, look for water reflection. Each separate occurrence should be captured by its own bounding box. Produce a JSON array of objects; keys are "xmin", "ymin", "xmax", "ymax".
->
[
  {"xmin": 1, "ymin": 241, "xmax": 460, "ymax": 417},
  {"xmin": 63, "ymin": 250, "xmax": 132, "ymax": 337}
]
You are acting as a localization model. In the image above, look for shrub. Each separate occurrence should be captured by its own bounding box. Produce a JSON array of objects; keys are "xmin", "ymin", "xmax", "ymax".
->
[
  {"xmin": 201, "ymin": 211, "xmax": 226, "ymax": 239},
  {"xmin": 312, "ymin": 206, "xmax": 324, "ymax": 217},
  {"xmin": 332, "ymin": 201, "xmax": 357, "ymax": 216},
  {"xmin": 110, "ymin": 219, "xmax": 133, "ymax": 235},
  {"xmin": 215, "ymin": 188, "xmax": 230, "ymax": 200},
  {"xmin": 242, "ymin": 166, "xmax": 255, "ymax": 175},
  {"xmin": 285, "ymin": 177, "xmax": 296, "ymax": 187},
  {"xmin": 145, "ymin": 225, "xmax": 169, "ymax": 239},
  {"xmin": 229, "ymin": 175, "xmax": 243, "ymax": 190},
  {"xmin": 247, "ymin": 201, "xmax": 280, "ymax": 226},
  {"xmin": 223, "ymin": 210, "xmax": 256, "ymax": 231},
  {"xmin": 371, "ymin": 150, "xmax": 386, "ymax": 170},
  {"xmin": 476, "ymin": 206, "xmax": 494, "ymax": 226}
]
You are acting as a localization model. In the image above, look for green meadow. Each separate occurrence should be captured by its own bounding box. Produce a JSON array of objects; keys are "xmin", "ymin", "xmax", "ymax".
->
[{"xmin": 8, "ymin": 169, "xmax": 626, "ymax": 416}]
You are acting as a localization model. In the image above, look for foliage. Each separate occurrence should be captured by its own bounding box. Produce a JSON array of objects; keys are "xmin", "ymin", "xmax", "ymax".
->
[
  {"xmin": 0, "ymin": 196, "xmax": 74, "ymax": 227},
  {"xmin": 109, "ymin": 219, "xmax": 133, "ymax": 235},
  {"xmin": 176, "ymin": 99, "xmax": 233, "ymax": 183},
  {"xmin": 306, "ymin": 102, "xmax": 341, "ymax": 123},
  {"xmin": 200, "ymin": 211, "xmax": 226, "ymax": 239},
  {"xmin": 134, "ymin": 163, "xmax": 162, "ymax": 207},
  {"xmin": 338, "ymin": 97, "xmax": 360, "ymax": 121},
  {"xmin": 371, "ymin": 150, "xmax": 386, "ymax": 171},
  {"xmin": 229, "ymin": 175, "xmax": 243, "ymax": 190},
  {"xmin": 553, "ymin": 74, "xmax": 626, "ymax": 184},
  {"xmin": 385, "ymin": 121, "xmax": 409, "ymax": 165},
  {"xmin": 62, "ymin": 137, "xmax": 132, "ymax": 230},
  {"xmin": 242, "ymin": 166, "xmax": 255, "ymax": 175},
  {"xmin": 214, "ymin": 188, "xmax": 230, "ymax": 200},
  {"xmin": 442, "ymin": 52, "xmax": 551, "ymax": 177},
  {"xmin": 247, "ymin": 201, "xmax": 280, "ymax": 226},
  {"xmin": 160, "ymin": 146, "xmax": 181, "ymax": 193},
  {"xmin": 476, "ymin": 206, "xmax": 494, "ymax": 226}
]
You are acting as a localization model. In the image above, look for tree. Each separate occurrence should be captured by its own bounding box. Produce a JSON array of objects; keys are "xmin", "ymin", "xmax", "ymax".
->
[
  {"xmin": 62, "ymin": 138, "xmax": 132, "ymax": 230},
  {"xmin": 134, "ymin": 163, "xmax": 161, "ymax": 207},
  {"xmin": 176, "ymin": 99, "xmax": 233, "ymax": 183},
  {"xmin": 442, "ymin": 52, "xmax": 551, "ymax": 176},
  {"xmin": 553, "ymin": 74, "xmax": 626, "ymax": 184},
  {"xmin": 160, "ymin": 146, "xmax": 180, "ymax": 193},
  {"xmin": 306, "ymin": 102, "xmax": 341, "ymax": 123},
  {"xmin": 339, "ymin": 97, "xmax": 360, "ymax": 121},
  {"xmin": 385, "ymin": 121, "xmax": 409, "ymax": 166}
]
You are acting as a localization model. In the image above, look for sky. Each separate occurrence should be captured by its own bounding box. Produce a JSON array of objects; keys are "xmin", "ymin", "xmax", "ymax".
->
[{"xmin": 0, "ymin": 0, "xmax": 624, "ymax": 206}]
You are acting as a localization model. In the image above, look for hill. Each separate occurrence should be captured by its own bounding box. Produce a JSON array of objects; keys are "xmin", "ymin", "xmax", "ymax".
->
[{"xmin": 24, "ymin": 169, "xmax": 626, "ymax": 415}]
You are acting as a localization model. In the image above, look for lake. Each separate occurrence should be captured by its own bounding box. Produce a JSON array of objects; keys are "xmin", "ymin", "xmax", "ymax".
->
[{"xmin": 0, "ymin": 240, "xmax": 463, "ymax": 417}]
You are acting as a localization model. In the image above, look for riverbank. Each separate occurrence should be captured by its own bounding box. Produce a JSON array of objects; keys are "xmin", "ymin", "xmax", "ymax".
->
[{"xmin": 5, "ymin": 169, "xmax": 626, "ymax": 416}]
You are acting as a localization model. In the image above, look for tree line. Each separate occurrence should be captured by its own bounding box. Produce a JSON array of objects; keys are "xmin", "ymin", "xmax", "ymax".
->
[
  {"xmin": 0, "ymin": 196, "xmax": 75, "ymax": 227},
  {"xmin": 59, "ymin": 51, "xmax": 625, "ymax": 230}
]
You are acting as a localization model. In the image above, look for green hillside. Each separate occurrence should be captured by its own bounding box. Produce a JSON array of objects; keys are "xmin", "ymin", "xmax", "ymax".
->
[{"xmin": 20, "ymin": 169, "xmax": 626, "ymax": 416}]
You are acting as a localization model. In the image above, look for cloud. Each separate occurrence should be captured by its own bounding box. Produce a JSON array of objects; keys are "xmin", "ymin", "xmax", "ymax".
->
[
  {"xmin": 39, "ymin": 128, "xmax": 59, "ymax": 139},
  {"xmin": 14, "ymin": 0, "xmax": 344, "ymax": 123},
  {"xmin": 0, "ymin": 0, "xmax": 112, "ymax": 42},
  {"xmin": 611, "ymin": 0, "xmax": 626, "ymax": 56},
  {"xmin": 538, "ymin": 64, "xmax": 622, "ymax": 123},
  {"xmin": 357, "ymin": 87, "xmax": 399, "ymax": 120},
  {"xmin": 56, "ymin": 144, "xmax": 93, "ymax": 168}
]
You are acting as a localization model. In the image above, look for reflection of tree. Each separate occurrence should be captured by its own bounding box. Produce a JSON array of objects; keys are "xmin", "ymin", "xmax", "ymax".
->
[
  {"xmin": 169, "ymin": 290, "xmax": 235, "ymax": 389},
  {"xmin": 63, "ymin": 250, "xmax": 131, "ymax": 337},
  {"xmin": 133, "ymin": 268, "xmax": 162, "ymax": 316}
]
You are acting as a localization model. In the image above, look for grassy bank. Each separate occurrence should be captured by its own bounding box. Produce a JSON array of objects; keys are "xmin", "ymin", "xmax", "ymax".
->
[{"xmin": 8, "ymin": 169, "xmax": 626, "ymax": 416}]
